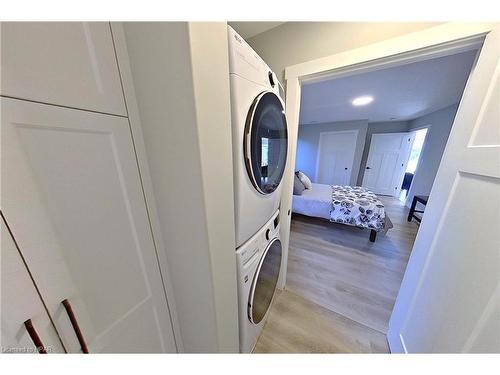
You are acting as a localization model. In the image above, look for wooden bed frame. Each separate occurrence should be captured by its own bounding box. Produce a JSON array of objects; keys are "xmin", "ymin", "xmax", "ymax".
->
[{"xmin": 292, "ymin": 212, "xmax": 382, "ymax": 242}]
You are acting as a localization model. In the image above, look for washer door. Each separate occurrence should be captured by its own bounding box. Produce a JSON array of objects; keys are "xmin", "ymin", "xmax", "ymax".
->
[
  {"xmin": 244, "ymin": 91, "xmax": 288, "ymax": 195},
  {"xmin": 248, "ymin": 238, "xmax": 282, "ymax": 324}
]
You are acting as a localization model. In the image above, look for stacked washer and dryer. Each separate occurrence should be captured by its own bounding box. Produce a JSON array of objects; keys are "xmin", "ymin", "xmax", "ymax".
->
[{"xmin": 227, "ymin": 26, "xmax": 288, "ymax": 353}]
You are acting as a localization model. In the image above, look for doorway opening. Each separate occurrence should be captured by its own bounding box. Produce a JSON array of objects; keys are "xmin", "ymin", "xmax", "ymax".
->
[
  {"xmin": 258, "ymin": 24, "xmax": 495, "ymax": 354},
  {"xmin": 400, "ymin": 127, "xmax": 428, "ymax": 201}
]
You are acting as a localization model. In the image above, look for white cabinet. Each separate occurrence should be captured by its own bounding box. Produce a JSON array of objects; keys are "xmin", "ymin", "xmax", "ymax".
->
[
  {"xmin": 1, "ymin": 97, "xmax": 177, "ymax": 353},
  {"xmin": 0, "ymin": 22, "xmax": 126, "ymax": 116},
  {"xmin": 1, "ymin": 217, "xmax": 65, "ymax": 353}
]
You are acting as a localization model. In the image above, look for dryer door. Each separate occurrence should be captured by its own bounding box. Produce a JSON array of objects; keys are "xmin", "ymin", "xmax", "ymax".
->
[
  {"xmin": 248, "ymin": 238, "xmax": 282, "ymax": 324},
  {"xmin": 244, "ymin": 91, "xmax": 288, "ymax": 195}
]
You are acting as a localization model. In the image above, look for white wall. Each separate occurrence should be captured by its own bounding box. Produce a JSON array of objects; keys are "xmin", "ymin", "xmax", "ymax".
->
[
  {"xmin": 406, "ymin": 104, "xmax": 458, "ymax": 205},
  {"xmin": 295, "ymin": 120, "xmax": 367, "ymax": 185},
  {"xmin": 122, "ymin": 22, "xmax": 239, "ymax": 353},
  {"xmin": 248, "ymin": 22, "xmax": 441, "ymax": 82}
]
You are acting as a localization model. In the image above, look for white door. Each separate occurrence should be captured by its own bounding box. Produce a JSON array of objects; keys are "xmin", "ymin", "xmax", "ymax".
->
[
  {"xmin": 316, "ymin": 130, "xmax": 358, "ymax": 186},
  {"xmin": 388, "ymin": 26, "xmax": 500, "ymax": 353},
  {"xmin": 1, "ymin": 215, "xmax": 66, "ymax": 354},
  {"xmin": 362, "ymin": 132, "xmax": 413, "ymax": 196},
  {"xmin": 1, "ymin": 97, "xmax": 177, "ymax": 353},
  {"xmin": 0, "ymin": 22, "xmax": 126, "ymax": 116}
]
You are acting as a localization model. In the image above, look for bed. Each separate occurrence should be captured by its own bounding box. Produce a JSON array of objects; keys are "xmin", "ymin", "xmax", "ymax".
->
[{"xmin": 292, "ymin": 183, "xmax": 392, "ymax": 242}]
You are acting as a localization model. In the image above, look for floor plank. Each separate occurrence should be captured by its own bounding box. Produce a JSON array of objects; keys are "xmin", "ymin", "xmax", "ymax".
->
[
  {"xmin": 255, "ymin": 196, "xmax": 418, "ymax": 352},
  {"xmin": 253, "ymin": 289, "xmax": 389, "ymax": 353}
]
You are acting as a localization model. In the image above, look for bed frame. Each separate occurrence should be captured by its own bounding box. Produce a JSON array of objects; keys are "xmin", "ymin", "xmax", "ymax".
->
[{"xmin": 292, "ymin": 212, "xmax": 381, "ymax": 242}]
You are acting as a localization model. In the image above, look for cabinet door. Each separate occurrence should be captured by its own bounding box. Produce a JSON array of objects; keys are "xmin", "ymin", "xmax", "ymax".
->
[
  {"xmin": 1, "ymin": 97, "xmax": 177, "ymax": 353},
  {"xmin": 0, "ymin": 22, "xmax": 126, "ymax": 116},
  {"xmin": 1, "ymin": 216, "xmax": 66, "ymax": 354}
]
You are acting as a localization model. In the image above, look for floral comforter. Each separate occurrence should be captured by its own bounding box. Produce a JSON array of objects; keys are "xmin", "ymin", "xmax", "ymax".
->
[{"xmin": 330, "ymin": 186, "xmax": 387, "ymax": 231}]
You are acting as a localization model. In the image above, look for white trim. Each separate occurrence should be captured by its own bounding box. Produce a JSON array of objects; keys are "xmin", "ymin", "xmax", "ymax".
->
[
  {"xmin": 399, "ymin": 334, "xmax": 409, "ymax": 354},
  {"xmin": 285, "ymin": 23, "xmax": 491, "ymax": 81},
  {"xmin": 109, "ymin": 22, "xmax": 183, "ymax": 352},
  {"xmin": 280, "ymin": 22, "xmax": 496, "ymax": 333},
  {"xmin": 314, "ymin": 129, "xmax": 359, "ymax": 185},
  {"xmin": 404, "ymin": 125, "xmax": 431, "ymax": 206}
]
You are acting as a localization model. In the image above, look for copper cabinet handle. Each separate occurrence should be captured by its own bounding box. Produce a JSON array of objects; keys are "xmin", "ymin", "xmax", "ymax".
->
[
  {"xmin": 61, "ymin": 299, "xmax": 89, "ymax": 353},
  {"xmin": 24, "ymin": 319, "xmax": 47, "ymax": 354}
]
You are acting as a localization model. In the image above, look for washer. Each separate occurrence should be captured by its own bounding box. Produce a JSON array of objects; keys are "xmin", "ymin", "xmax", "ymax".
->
[
  {"xmin": 228, "ymin": 26, "xmax": 288, "ymax": 248},
  {"xmin": 236, "ymin": 209, "xmax": 282, "ymax": 353}
]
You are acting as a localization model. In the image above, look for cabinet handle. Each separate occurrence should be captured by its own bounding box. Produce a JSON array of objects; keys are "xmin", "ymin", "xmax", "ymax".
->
[
  {"xmin": 24, "ymin": 319, "xmax": 47, "ymax": 354},
  {"xmin": 62, "ymin": 299, "xmax": 89, "ymax": 353}
]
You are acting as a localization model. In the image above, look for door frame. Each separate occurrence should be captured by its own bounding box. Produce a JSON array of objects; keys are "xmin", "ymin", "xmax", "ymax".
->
[
  {"xmin": 315, "ymin": 129, "xmax": 359, "ymax": 186},
  {"xmin": 404, "ymin": 125, "xmax": 431, "ymax": 206},
  {"xmin": 362, "ymin": 132, "xmax": 414, "ymax": 197},
  {"xmin": 279, "ymin": 22, "xmax": 493, "ymax": 296}
]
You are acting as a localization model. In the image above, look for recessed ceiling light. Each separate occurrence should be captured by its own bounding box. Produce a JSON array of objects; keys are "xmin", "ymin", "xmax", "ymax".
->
[{"xmin": 352, "ymin": 96, "xmax": 374, "ymax": 106}]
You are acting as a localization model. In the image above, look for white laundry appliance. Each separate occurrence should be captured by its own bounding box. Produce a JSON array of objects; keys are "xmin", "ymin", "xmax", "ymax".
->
[
  {"xmin": 236, "ymin": 209, "xmax": 282, "ymax": 353},
  {"xmin": 228, "ymin": 26, "xmax": 288, "ymax": 248}
]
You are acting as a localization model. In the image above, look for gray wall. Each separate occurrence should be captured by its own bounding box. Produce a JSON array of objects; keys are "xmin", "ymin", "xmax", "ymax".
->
[
  {"xmin": 357, "ymin": 121, "xmax": 409, "ymax": 185},
  {"xmin": 247, "ymin": 22, "xmax": 441, "ymax": 82},
  {"xmin": 295, "ymin": 120, "xmax": 368, "ymax": 185},
  {"xmin": 406, "ymin": 104, "xmax": 458, "ymax": 205},
  {"xmin": 297, "ymin": 105, "xmax": 458, "ymax": 201},
  {"xmin": 123, "ymin": 22, "xmax": 239, "ymax": 353}
]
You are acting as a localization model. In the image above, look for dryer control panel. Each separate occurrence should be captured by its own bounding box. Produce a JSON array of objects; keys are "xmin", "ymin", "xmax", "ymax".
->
[
  {"xmin": 228, "ymin": 26, "xmax": 280, "ymax": 95},
  {"xmin": 236, "ymin": 209, "xmax": 280, "ymax": 267}
]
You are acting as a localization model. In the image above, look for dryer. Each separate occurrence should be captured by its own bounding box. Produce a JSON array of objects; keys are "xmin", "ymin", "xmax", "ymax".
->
[
  {"xmin": 236, "ymin": 209, "xmax": 282, "ymax": 353},
  {"xmin": 228, "ymin": 26, "xmax": 288, "ymax": 248}
]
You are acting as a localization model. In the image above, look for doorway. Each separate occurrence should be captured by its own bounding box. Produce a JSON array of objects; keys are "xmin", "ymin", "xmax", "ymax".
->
[
  {"xmin": 362, "ymin": 132, "xmax": 413, "ymax": 197},
  {"xmin": 274, "ymin": 23, "xmax": 497, "ymax": 353},
  {"xmin": 400, "ymin": 128, "xmax": 428, "ymax": 201}
]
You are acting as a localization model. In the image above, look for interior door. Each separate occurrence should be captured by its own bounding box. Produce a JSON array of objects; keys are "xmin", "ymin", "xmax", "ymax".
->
[
  {"xmin": 1, "ymin": 97, "xmax": 177, "ymax": 353},
  {"xmin": 388, "ymin": 26, "xmax": 499, "ymax": 353},
  {"xmin": 316, "ymin": 130, "xmax": 358, "ymax": 186},
  {"xmin": 1, "ymin": 215, "xmax": 65, "ymax": 354},
  {"xmin": 362, "ymin": 132, "xmax": 413, "ymax": 196}
]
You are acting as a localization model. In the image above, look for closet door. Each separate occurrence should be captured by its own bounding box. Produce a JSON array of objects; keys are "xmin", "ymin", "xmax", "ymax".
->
[
  {"xmin": 1, "ymin": 216, "xmax": 66, "ymax": 354},
  {"xmin": 0, "ymin": 22, "xmax": 126, "ymax": 116},
  {"xmin": 1, "ymin": 97, "xmax": 176, "ymax": 353}
]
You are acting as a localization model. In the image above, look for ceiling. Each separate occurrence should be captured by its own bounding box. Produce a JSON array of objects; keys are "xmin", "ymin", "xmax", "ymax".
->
[
  {"xmin": 228, "ymin": 22, "xmax": 284, "ymax": 39},
  {"xmin": 299, "ymin": 49, "xmax": 478, "ymax": 125}
]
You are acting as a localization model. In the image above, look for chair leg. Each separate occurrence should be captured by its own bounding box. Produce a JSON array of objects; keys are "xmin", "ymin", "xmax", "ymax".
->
[
  {"xmin": 369, "ymin": 229, "xmax": 377, "ymax": 242},
  {"xmin": 408, "ymin": 196, "xmax": 418, "ymax": 222}
]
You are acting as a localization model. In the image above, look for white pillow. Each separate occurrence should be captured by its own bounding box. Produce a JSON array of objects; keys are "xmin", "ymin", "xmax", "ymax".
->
[{"xmin": 296, "ymin": 171, "xmax": 312, "ymax": 190}]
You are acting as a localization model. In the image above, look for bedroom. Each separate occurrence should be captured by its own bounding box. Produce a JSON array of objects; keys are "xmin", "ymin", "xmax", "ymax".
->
[{"xmin": 254, "ymin": 47, "xmax": 479, "ymax": 352}]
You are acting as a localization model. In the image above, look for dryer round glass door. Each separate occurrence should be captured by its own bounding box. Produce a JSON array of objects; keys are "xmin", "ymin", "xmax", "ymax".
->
[
  {"xmin": 244, "ymin": 91, "xmax": 288, "ymax": 195},
  {"xmin": 248, "ymin": 238, "xmax": 282, "ymax": 324}
]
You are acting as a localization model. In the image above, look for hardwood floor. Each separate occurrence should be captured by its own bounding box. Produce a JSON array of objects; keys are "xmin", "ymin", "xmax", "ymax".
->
[
  {"xmin": 254, "ymin": 196, "xmax": 419, "ymax": 353},
  {"xmin": 253, "ymin": 289, "xmax": 389, "ymax": 353}
]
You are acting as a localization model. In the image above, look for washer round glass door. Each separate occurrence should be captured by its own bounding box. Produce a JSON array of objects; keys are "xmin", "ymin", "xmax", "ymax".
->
[
  {"xmin": 248, "ymin": 238, "xmax": 282, "ymax": 324},
  {"xmin": 244, "ymin": 91, "xmax": 288, "ymax": 195}
]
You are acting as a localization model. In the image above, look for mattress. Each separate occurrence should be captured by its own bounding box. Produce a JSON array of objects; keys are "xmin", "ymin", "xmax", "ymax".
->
[
  {"xmin": 292, "ymin": 183, "xmax": 390, "ymax": 233},
  {"xmin": 292, "ymin": 183, "xmax": 332, "ymax": 220}
]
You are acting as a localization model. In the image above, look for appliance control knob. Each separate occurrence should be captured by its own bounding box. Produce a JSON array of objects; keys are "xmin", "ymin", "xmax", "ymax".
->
[{"xmin": 265, "ymin": 229, "xmax": 271, "ymax": 241}]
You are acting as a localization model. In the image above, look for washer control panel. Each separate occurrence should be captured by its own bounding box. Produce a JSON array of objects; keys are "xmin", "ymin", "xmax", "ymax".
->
[{"xmin": 239, "ymin": 237, "xmax": 260, "ymax": 266}]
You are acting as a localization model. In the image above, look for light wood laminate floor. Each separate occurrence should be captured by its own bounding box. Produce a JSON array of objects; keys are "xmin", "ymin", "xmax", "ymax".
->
[{"xmin": 254, "ymin": 196, "xmax": 419, "ymax": 353}]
